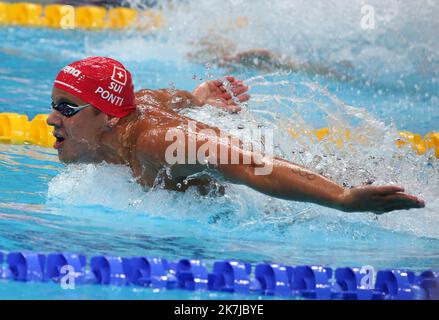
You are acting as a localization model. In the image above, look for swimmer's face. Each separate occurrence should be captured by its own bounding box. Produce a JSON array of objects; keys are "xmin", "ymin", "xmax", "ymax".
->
[{"xmin": 47, "ymin": 87, "xmax": 107, "ymax": 163}]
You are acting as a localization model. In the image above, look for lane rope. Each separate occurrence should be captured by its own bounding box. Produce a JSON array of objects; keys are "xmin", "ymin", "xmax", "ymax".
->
[
  {"xmin": 0, "ymin": 250, "xmax": 438, "ymax": 299},
  {"xmin": 0, "ymin": 2, "xmax": 163, "ymax": 30}
]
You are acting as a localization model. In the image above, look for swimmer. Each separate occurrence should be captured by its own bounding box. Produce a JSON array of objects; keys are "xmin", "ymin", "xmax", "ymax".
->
[
  {"xmin": 47, "ymin": 57, "xmax": 425, "ymax": 214},
  {"xmin": 188, "ymin": 35, "xmax": 350, "ymax": 79}
]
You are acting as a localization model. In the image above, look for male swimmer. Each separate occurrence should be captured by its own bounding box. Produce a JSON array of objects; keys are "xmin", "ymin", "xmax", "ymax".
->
[
  {"xmin": 188, "ymin": 35, "xmax": 348, "ymax": 78},
  {"xmin": 47, "ymin": 57, "xmax": 425, "ymax": 214}
]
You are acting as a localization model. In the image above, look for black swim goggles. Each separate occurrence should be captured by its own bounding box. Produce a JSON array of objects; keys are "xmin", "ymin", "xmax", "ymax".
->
[{"xmin": 51, "ymin": 101, "xmax": 91, "ymax": 118}]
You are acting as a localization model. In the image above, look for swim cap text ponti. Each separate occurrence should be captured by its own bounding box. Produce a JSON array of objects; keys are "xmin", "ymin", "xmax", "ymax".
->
[{"xmin": 54, "ymin": 57, "xmax": 135, "ymax": 117}]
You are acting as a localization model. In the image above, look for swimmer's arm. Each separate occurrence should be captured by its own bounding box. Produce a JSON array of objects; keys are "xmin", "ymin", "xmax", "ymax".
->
[
  {"xmin": 225, "ymin": 49, "xmax": 345, "ymax": 78},
  {"xmin": 134, "ymin": 125, "xmax": 425, "ymax": 214},
  {"xmin": 223, "ymin": 49, "xmax": 282, "ymax": 66},
  {"xmin": 218, "ymin": 156, "xmax": 425, "ymax": 214},
  {"xmin": 140, "ymin": 76, "xmax": 249, "ymax": 112}
]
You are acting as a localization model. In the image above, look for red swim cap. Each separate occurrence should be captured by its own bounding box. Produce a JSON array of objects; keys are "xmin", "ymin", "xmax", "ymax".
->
[{"xmin": 54, "ymin": 57, "xmax": 135, "ymax": 118}]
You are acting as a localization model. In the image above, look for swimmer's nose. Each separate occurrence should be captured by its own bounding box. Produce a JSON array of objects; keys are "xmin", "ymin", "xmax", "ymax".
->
[{"xmin": 46, "ymin": 111, "xmax": 62, "ymax": 129}]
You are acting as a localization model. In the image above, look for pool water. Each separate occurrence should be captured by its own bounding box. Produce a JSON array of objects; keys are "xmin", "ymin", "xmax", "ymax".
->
[{"xmin": 0, "ymin": 0, "xmax": 438, "ymax": 299}]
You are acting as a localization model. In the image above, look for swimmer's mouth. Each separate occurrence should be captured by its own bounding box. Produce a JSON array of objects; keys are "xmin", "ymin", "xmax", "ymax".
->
[{"xmin": 53, "ymin": 132, "xmax": 65, "ymax": 149}]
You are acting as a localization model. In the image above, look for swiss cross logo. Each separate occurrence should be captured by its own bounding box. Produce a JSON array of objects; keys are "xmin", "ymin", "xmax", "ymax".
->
[{"xmin": 111, "ymin": 66, "xmax": 127, "ymax": 86}]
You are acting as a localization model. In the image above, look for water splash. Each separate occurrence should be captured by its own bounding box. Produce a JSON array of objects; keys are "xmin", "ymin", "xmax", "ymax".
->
[
  {"xmin": 46, "ymin": 71, "xmax": 439, "ymax": 239},
  {"xmin": 117, "ymin": 0, "xmax": 439, "ymax": 90}
]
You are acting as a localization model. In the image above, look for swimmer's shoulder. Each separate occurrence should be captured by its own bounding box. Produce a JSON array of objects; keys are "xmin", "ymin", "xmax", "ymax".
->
[
  {"xmin": 135, "ymin": 88, "xmax": 174, "ymax": 104},
  {"xmin": 135, "ymin": 89, "xmax": 161, "ymax": 105}
]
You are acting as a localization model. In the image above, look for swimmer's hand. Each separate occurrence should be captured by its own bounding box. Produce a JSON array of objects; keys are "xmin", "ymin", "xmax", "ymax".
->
[
  {"xmin": 340, "ymin": 185, "xmax": 425, "ymax": 214},
  {"xmin": 192, "ymin": 76, "xmax": 250, "ymax": 113}
]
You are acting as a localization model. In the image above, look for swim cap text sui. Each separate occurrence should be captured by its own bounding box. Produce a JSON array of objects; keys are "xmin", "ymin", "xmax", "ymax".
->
[{"xmin": 54, "ymin": 57, "xmax": 135, "ymax": 118}]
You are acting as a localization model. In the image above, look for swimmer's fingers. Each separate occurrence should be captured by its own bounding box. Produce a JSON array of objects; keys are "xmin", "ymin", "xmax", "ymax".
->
[
  {"xmin": 374, "ymin": 185, "xmax": 405, "ymax": 195},
  {"xmin": 220, "ymin": 77, "xmax": 246, "ymax": 89},
  {"xmin": 342, "ymin": 185, "xmax": 425, "ymax": 213},
  {"xmin": 233, "ymin": 84, "xmax": 249, "ymax": 95},
  {"xmin": 225, "ymin": 94, "xmax": 249, "ymax": 106},
  {"xmin": 214, "ymin": 76, "xmax": 236, "ymax": 88},
  {"xmin": 381, "ymin": 193, "xmax": 425, "ymax": 208},
  {"xmin": 223, "ymin": 86, "xmax": 250, "ymax": 99},
  {"xmin": 224, "ymin": 76, "xmax": 236, "ymax": 83},
  {"xmin": 372, "ymin": 193, "xmax": 425, "ymax": 214},
  {"xmin": 374, "ymin": 204, "xmax": 421, "ymax": 214},
  {"xmin": 211, "ymin": 77, "xmax": 250, "ymax": 108},
  {"xmin": 208, "ymin": 80, "xmax": 225, "ymax": 93},
  {"xmin": 206, "ymin": 98, "xmax": 241, "ymax": 113},
  {"xmin": 370, "ymin": 185, "xmax": 425, "ymax": 211},
  {"xmin": 212, "ymin": 78, "xmax": 235, "ymax": 87},
  {"xmin": 211, "ymin": 80, "xmax": 222, "ymax": 87},
  {"xmin": 236, "ymin": 93, "xmax": 250, "ymax": 103}
]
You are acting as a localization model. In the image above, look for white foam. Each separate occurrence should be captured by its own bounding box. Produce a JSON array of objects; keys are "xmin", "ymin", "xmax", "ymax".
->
[{"xmin": 85, "ymin": 0, "xmax": 439, "ymax": 87}]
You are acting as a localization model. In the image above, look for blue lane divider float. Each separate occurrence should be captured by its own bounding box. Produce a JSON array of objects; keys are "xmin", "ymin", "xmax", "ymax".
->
[
  {"xmin": 129, "ymin": 257, "xmax": 174, "ymax": 288},
  {"xmin": 90, "ymin": 256, "xmax": 132, "ymax": 286},
  {"xmin": 255, "ymin": 263, "xmax": 292, "ymax": 297},
  {"xmin": 0, "ymin": 250, "xmax": 438, "ymax": 300},
  {"xmin": 175, "ymin": 259, "xmax": 209, "ymax": 291},
  {"xmin": 7, "ymin": 252, "xmax": 46, "ymax": 282},
  {"xmin": 291, "ymin": 265, "xmax": 333, "ymax": 299},
  {"xmin": 209, "ymin": 260, "xmax": 253, "ymax": 294},
  {"xmin": 418, "ymin": 271, "xmax": 439, "ymax": 300},
  {"xmin": 46, "ymin": 253, "xmax": 87, "ymax": 283},
  {"xmin": 333, "ymin": 267, "xmax": 374, "ymax": 300}
]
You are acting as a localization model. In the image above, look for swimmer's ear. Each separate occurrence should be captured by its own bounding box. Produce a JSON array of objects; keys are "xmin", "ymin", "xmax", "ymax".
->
[{"xmin": 106, "ymin": 116, "xmax": 120, "ymax": 129}]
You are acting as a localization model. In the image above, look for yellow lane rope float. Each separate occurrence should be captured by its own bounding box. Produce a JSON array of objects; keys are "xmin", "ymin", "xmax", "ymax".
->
[
  {"xmin": 0, "ymin": 112, "xmax": 438, "ymax": 158},
  {"xmin": 0, "ymin": 2, "xmax": 164, "ymax": 30},
  {"xmin": 0, "ymin": 113, "xmax": 55, "ymax": 147},
  {"xmin": 288, "ymin": 128, "xmax": 439, "ymax": 158}
]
